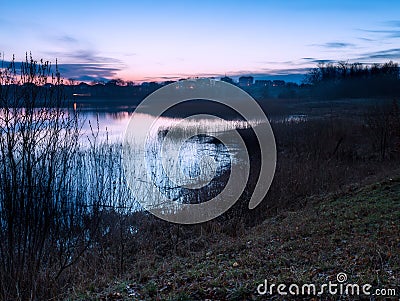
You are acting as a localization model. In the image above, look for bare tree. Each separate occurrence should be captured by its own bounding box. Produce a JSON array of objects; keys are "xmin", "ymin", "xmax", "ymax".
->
[{"xmin": 0, "ymin": 54, "xmax": 93, "ymax": 300}]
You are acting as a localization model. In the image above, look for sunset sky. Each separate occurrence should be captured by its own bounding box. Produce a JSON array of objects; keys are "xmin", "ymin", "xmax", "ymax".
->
[{"xmin": 1, "ymin": 0, "xmax": 400, "ymax": 83}]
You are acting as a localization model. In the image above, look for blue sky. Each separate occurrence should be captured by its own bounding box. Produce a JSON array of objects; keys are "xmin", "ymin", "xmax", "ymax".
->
[{"xmin": 1, "ymin": 0, "xmax": 400, "ymax": 82}]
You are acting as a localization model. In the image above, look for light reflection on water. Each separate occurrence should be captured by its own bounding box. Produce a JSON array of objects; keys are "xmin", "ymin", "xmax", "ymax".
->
[
  {"xmin": 79, "ymin": 108, "xmax": 256, "ymax": 204},
  {"xmin": 78, "ymin": 109, "xmax": 258, "ymax": 143},
  {"xmin": 79, "ymin": 109, "xmax": 133, "ymax": 142}
]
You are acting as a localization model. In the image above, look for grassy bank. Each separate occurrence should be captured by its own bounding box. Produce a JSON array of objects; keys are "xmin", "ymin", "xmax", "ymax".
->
[{"xmin": 72, "ymin": 174, "xmax": 400, "ymax": 300}]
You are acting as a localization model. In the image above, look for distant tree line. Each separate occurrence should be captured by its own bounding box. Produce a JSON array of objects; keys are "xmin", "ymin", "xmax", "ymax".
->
[
  {"xmin": 305, "ymin": 61, "xmax": 400, "ymax": 98},
  {"xmin": 3, "ymin": 58, "xmax": 400, "ymax": 104}
]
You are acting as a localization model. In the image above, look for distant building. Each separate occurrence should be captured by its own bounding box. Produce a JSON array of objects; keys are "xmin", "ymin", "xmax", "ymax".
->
[
  {"xmin": 220, "ymin": 75, "xmax": 234, "ymax": 84},
  {"xmin": 238, "ymin": 76, "xmax": 254, "ymax": 87},
  {"xmin": 255, "ymin": 80, "xmax": 272, "ymax": 87}
]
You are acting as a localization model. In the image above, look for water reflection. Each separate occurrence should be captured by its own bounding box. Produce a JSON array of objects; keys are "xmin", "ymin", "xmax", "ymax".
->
[
  {"xmin": 78, "ymin": 108, "xmax": 255, "ymax": 205},
  {"xmin": 78, "ymin": 108, "xmax": 259, "ymax": 143},
  {"xmin": 79, "ymin": 109, "xmax": 134, "ymax": 142},
  {"xmin": 145, "ymin": 133, "xmax": 231, "ymax": 204}
]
